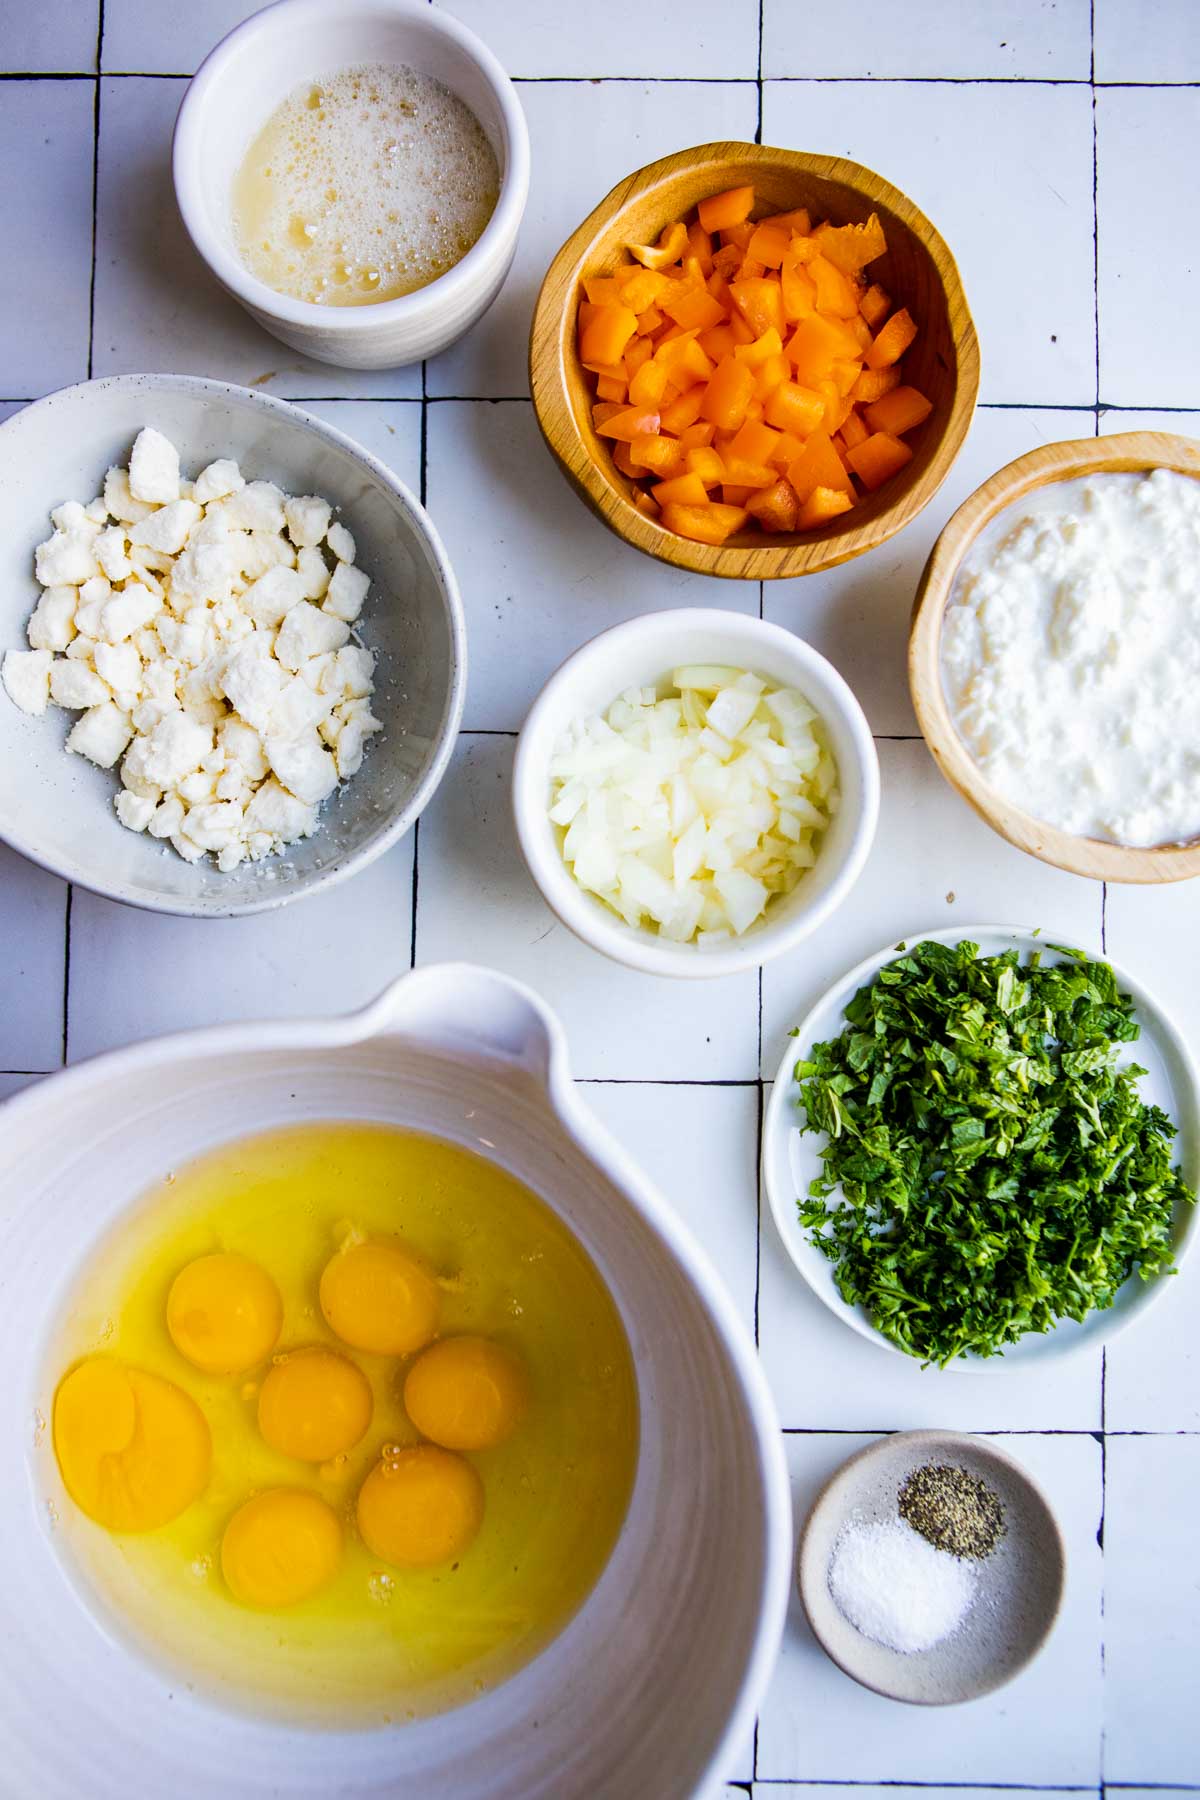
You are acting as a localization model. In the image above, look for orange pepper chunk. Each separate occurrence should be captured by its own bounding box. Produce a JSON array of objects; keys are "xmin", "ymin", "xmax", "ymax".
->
[
  {"xmin": 721, "ymin": 456, "xmax": 777, "ymax": 490},
  {"xmin": 763, "ymin": 380, "xmax": 826, "ymax": 437},
  {"xmin": 780, "ymin": 257, "xmax": 817, "ymax": 322},
  {"xmin": 685, "ymin": 446, "xmax": 726, "ymax": 487},
  {"xmin": 865, "ymin": 307, "xmax": 918, "ymax": 370},
  {"xmin": 745, "ymin": 221, "xmax": 793, "ymax": 268},
  {"xmin": 831, "ymin": 358, "xmax": 862, "ymax": 398},
  {"xmin": 626, "ymin": 220, "xmax": 688, "ymax": 270},
  {"xmin": 596, "ymin": 405, "xmax": 661, "ymax": 443},
  {"xmin": 719, "ymin": 220, "xmax": 755, "ymax": 251},
  {"xmin": 729, "ymin": 277, "xmax": 785, "ymax": 340},
  {"xmin": 811, "ymin": 213, "xmax": 887, "ymax": 275},
  {"xmin": 677, "ymin": 420, "xmax": 716, "ymax": 450},
  {"xmin": 859, "ymin": 284, "xmax": 891, "ymax": 330},
  {"xmin": 711, "ymin": 242, "xmax": 744, "ymax": 281},
  {"xmin": 633, "ymin": 489, "xmax": 660, "ymax": 518},
  {"xmin": 580, "ymin": 303, "xmax": 638, "ymax": 367},
  {"xmin": 661, "ymin": 500, "xmax": 750, "ymax": 544},
  {"xmin": 661, "ymin": 387, "xmax": 706, "ymax": 434},
  {"xmin": 808, "ymin": 254, "xmax": 861, "ymax": 319},
  {"xmin": 652, "ymin": 472, "xmax": 710, "ymax": 508},
  {"xmin": 583, "ymin": 276, "xmax": 622, "ymax": 306},
  {"xmin": 796, "ymin": 484, "xmax": 855, "ymax": 529},
  {"xmin": 701, "ymin": 355, "xmax": 756, "ymax": 432},
  {"xmin": 662, "ymin": 286, "xmax": 727, "ymax": 332},
  {"xmin": 846, "ymin": 430, "xmax": 914, "ymax": 490},
  {"xmin": 595, "ymin": 373, "xmax": 627, "ymax": 402},
  {"xmin": 733, "ymin": 327, "xmax": 784, "ymax": 369},
  {"xmin": 785, "ymin": 313, "xmax": 853, "ymax": 385},
  {"xmin": 629, "ymin": 432, "xmax": 687, "ymax": 477},
  {"xmin": 768, "ymin": 429, "xmax": 805, "ymax": 468},
  {"xmin": 698, "ymin": 185, "xmax": 756, "ymax": 234},
  {"xmin": 864, "ymin": 385, "xmax": 933, "ymax": 436},
  {"xmin": 624, "ymin": 336, "xmax": 653, "ymax": 378},
  {"xmin": 628, "ymin": 359, "xmax": 671, "ymax": 409},
  {"xmin": 620, "ymin": 268, "xmax": 671, "ymax": 314},
  {"xmin": 730, "ymin": 417, "xmax": 784, "ymax": 465},
  {"xmin": 592, "ymin": 400, "xmax": 624, "ymax": 427},
  {"xmin": 760, "ymin": 206, "xmax": 811, "ymax": 236},
  {"xmin": 753, "ymin": 352, "xmax": 792, "ymax": 400},
  {"xmin": 699, "ymin": 322, "xmax": 739, "ymax": 363},
  {"xmin": 850, "ymin": 364, "xmax": 901, "ymax": 404},
  {"xmin": 786, "ymin": 428, "xmax": 854, "ymax": 502},
  {"xmin": 839, "ymin": 407, "xmax": 870, "ymax": 451},
  {"xmin": 635, "ymin": 306, "xmax": 665, "ymax": 336},
  {"xmin": 686, "ymin": 220, "xmax": 714, "ymax": 271},
  {"xmin": 722, "ymin": 484, "xmax": 753, "ymax": 507},
  {"xmin": 612, "ymin": 440, "xmax": 639, "ymax": 478},
  {"xmin": 746, "ymin": 478, "xmax": 801, "ymax": 533}
]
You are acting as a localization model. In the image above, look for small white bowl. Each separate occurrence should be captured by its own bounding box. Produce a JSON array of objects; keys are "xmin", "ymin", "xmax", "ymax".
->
[
  {"xmin": 173, "ymin": 0, "xmax": 531, "ymax": 371},
  {"xmin": 512, "ymin": 610, "xmax": 880, "ymax": 979}
]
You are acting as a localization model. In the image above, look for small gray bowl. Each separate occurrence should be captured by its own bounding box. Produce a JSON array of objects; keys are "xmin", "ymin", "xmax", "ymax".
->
[
  {"xmin": 797, "ymin": 1429, "xmax": 1066, "ymax": 1705},
  {"xmin": 0, "ymin": 374, "xmax": 465, "ymax": 915}
]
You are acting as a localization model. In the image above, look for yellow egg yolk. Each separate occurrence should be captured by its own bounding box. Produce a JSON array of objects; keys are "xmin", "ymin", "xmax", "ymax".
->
[
  {"xmin": 356, "ymin": 1446, "xmax": 484, "ymax": 1569},
  {"xmin": 221, "ymin": 1488, "xmax": 342, "ymax": 1608},
  {"xmin": 53, "ymin": 1358, "xmax": 211, "ymax": 1532},
  {"xmin": 166, "ymin": 1251, "xmax": 283, "ymax": 1374},
  {"xmin": 404, "ymin": 1335, "xmax": 528, "ymax": 1450},
  {"xmin": 257, "ymin": 1346, "xmax": 373, "ymax": 1463},
  {"xmin": 319, "ymin": 1239, "xmax": 439, "ymax": 1356}
]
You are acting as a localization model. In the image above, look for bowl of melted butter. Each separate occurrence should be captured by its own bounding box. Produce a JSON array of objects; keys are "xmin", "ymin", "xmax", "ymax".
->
[{"xmin": 173, "ymin": 0, "xmax": 530, "ymax": 369}]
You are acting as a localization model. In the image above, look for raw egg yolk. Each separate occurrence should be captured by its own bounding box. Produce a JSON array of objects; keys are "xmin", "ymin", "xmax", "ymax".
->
[
  {"xmin": 166, "ymin": 1251, "xmax": 283, "ymax": 1374},
  {"xmin": 257, "ymin": 1347, "xmax": 373, "ymax": 1463},
  {"xmin": 356, "ymin": 1446, "xmax": 484, "ymax": 1569},
  {"xmin": 221, "ymin": 1487, "xmax": 342, "ymax": 1609},
  {"xmin": 404, "ymin": 1335, "xmax": 528, "ymax": 1450},
  {"xmin": 53, "ymin": 1358, "xmax": 211, "ymax": 1532},
  {"xmin": 319, "ymin": 1240, "xmax": 439, "ymax": 1356}
]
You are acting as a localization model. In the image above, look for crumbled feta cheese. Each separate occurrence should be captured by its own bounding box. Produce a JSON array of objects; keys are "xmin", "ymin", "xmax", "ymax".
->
[{"xmin": 6, "ymin": 428, "xmax": 380, "ymax": 870}]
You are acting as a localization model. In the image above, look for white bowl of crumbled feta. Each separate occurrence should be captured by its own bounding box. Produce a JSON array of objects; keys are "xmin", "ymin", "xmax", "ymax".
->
[
  {"xmin": 513, "ymin": 611, "xmax": 880, "ymax": 977},
  {"xmin": 0, "ymin": 374, "xmax": 465, "ymax": 914},
  {"xmin": 910, "ymin": 430, "xmax": 1200, "ymax": 884}
]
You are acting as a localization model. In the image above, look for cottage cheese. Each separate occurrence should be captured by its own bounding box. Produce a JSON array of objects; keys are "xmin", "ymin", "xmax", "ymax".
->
[
  {"xmin": 941, "ymin": 469, "xmax": 1200, "ymax": 847},
  {"xmin": 2, "ymin": 428, "xmax": 383, "ymax": 871}
]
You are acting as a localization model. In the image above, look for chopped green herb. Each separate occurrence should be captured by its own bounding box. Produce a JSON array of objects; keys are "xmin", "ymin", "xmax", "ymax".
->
[{"xmin": 794, "ymin": 938, "xmax": 1195, "ymax": 1366}]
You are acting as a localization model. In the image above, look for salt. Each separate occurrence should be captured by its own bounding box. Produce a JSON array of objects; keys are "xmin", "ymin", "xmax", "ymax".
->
[{"xmin": 828, "ymin": 1517, "xmax": 977, "ymax": 1654}]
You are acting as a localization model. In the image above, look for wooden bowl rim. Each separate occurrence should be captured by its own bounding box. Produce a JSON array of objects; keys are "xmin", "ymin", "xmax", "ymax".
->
[
  {"xmin": 909, "ymin": 429, "xmax": 1200, "ymax": 883},
  {"xmin": 529, "ymin": 139, "xmax": 980, "ymax": 582}
]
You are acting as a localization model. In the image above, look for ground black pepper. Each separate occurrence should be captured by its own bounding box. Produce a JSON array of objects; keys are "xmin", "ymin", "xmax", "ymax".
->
[{"xmin": 898, "ymin": 1462, "xmax": 1005, "ymax": 1560}]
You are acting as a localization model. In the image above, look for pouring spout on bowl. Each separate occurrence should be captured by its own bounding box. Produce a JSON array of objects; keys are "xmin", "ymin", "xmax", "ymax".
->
[{"xmin": 350, "ymin": 963, "xmax": 568, "ymax": 1090}]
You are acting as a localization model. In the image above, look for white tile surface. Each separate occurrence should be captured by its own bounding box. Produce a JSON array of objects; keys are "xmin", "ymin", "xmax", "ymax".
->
[
  {"xmin": 759, "ymin": 737, "xmax": 1106, "ymax": 1080},
  {"xmin": 762, "ymin": 80, "xmax": 1096, "ymax": 406},
  {"xmin": 102, "ymin": 0, "xmax": 261, "ymax": 73},
  {"xmin": 426, "ymin": 78, "xmax": 759, "ymax": 398},
  {"xmin": 1105, "ymin": 1437, "xmax": 1200, "ymax": 1782},
  {"xmin": 765, "ymin": 406, "xmax": 1093, "ymax": 736},
  {"xmin": 91, "ymin": 78, "xmax": 421, "ymax": 398},
  {"xmin": 0, "ymin": 843, "xmax": 68, "ymax": 1072},
  {"xmin": 763, "ymin": 0, "xmax": 1090, "ymax": 77},
  {"xmin": 424, "ymin": 400, "xmax": 758, "ymax": 732},
  {"xmin": 301, "ymin": 398, "xmax": 423, "ymax": 492},
  {"xmin": 415, "ymin": 734, "xmax": 760, "ymax": 1079},
  {"xmin": 439, "ymin": 0, "xmax": 760, "ymax": 78},
  {"xmin": 1097, "ymin": 87, "xmax": 1200, "ymax": 408},
  {"xmin": 3, "ymin": 0, "xmax": 97, "ymax": 71},
  {"xmin": 66, "ymin": 836, "xmax": 414, "ymax": 1060},
  {"xmin": 753, "ymin": 1789, "xmax": 1088, "ymax": 1800},
  {"xmin": 1094, "ymin": 0, "xmax": 1200, "ymax": 81},
  {"xmin": 0, "ymin": 81, "xmax": 95, "ymax": 396},
  {"xmin": 756, "ymin": 1432, "xmax": 1103, "ymax": 1783},
  {"xmin": 0, "ymin": 1073, "xmax": 44, "ymax": 1101}
]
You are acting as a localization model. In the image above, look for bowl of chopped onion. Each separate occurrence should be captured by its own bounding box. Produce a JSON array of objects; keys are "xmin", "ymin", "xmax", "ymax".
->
[{"xmin": 512, "ymin": 610, "xmax": 879, "ymax": 977}]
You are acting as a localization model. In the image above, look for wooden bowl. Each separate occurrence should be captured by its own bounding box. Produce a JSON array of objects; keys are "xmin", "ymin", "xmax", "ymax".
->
[
  {"xmin": 909, "ymin": 430, "xmax": 1200, "ymax": 884},
  {"xmin": 529, "ymin": 141, "xmax": 979, "ymax": 581}
]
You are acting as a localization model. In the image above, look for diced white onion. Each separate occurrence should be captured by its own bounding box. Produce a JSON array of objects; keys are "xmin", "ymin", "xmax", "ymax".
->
[{"xmin": 547, "ymin": 668, "xmax": 838, "ymax": 943}]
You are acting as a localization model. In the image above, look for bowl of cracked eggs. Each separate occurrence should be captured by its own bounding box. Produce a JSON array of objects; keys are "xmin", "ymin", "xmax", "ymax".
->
[{"xmin": 0, "ymin": 372, "xmax": 466, "ymax": 915}]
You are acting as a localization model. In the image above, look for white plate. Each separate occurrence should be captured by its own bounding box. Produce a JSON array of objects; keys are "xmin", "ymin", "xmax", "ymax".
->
[{"xmin": 763, "ymin": 924, "xmax": 1200, "ymax": 1370}]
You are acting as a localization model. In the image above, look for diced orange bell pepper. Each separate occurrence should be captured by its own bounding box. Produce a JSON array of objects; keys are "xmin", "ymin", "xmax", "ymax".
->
[
  {"xmin": 626, "ymin": 220, "xmax": 688, "ymax": 270},
  {"xmin": 844, "ymin": 313, "xmax": 873, "ymax": 351},
  {"xmin": 846, "ymin": 430, "xmax": 914, "ymax": 490},
  {"xmin": 864, "ymin": 385, "xmax": 933, "ymax": 436},
  {"xmin": 859, "ymin": 284, "xmax": 891, "ymax": 330},
  {"xmin": 686, "ymin": 446, "xmax": 727, "ymax": 487},
  {"xmin": 661, "ymin": 500, "xmax": 750, "ymax": 543},
  {"xmin": 865, "ymin": 307, "xmax": 918, "ymax": 370},
  {"xmin": 796, "ymin": 484, "xmax": 855, "ymax": 529},
  {"xmin": 701, "ymin": 354, "xmax": 757, "ymax": 432},
  {"xmin": 786, "ymin": 428, "xmax": 854, "ymax": 502},
  {"xmin": 727, "ymin": 310, "xmax": 757, "ymax": 346},
  {"xmin": 811, "ymin": 213, "xmax": 887, "ymax": 275},
  {"xmin": 839, "ymin": 407, "xmax": 870, "ymax": 451},
  {"xmin": 711, "ymin": 242, "xmax": 744, "ymax": 281},
  {"xmin": 722, "ymin": 484, "xmax": 753, "ymax": 507},
  {"xmin": 830, "ymin": 358, "xmax": 862, "ymax": 398},
  {"xmin": 662, "ymin": 286, "xmax": 727, "ymax": 332},
  {"xmin": 763, "ymin": 380, "xmax": 826, "ymax": 437},
  {"xmin": 721, "ymin": 456, "xmax": 777, "ymax": 490},
  {"xmin": 761, "ymin": 206, "xmax": 811, "ymax": 236},
  {"xmin": 612, "ymin": 441, "xmax": 639, "ymax": 478},
  {"xmin": 785, "ymin": 313, "xmax": 853, "ymax": 384},
  {"xmin": 635, "ymin": 306, "xmax": 665, "ymax": 336},
  {"xmin": 580, "ymin": 303, "xmax": 638, "ymax": 367},
  {"xmin": 661, "ymin": 387, "xmax": 706, "ymax": 434},
  {"xmin": 780, "ymin": 257, "xmax": 817, "ymax": 322},
  {"xmin": 733, "ymin": 327, "xmax": 784, "ymax": 369},
  {"xmin": 719, "ymin": 220, "xmax": 755, "ymax": 251},
  {"xmin": 592, "ymin": 400, "xmax": 624, "ymax": 427},
  {"xmin": 595, "ymin": 374, "xmax": 627, "ymax": 402},
  {"xmin": 698, "ymin": 185, "xmax": 756, "ymax": 234},
  {"xmin": 624, "ymin": 335, "xmax": 653, "ymax": 376},
  {"xmin": 746, "ymin": 221, "xmax": 792, "ymax": 268},
  {"xmin": 597, "ymin": 406, "xmax": 661, "ymax": 443},
  {"xmin": 628, "ymin": 358, "xmax": 672, "ymax": 408},
  {"xmin": 817, "ymin": 380, "xmax": 853, "ymax": 434},
  {"xmin": 768, "ymin": 430, "xmax": 805, "ymax": 468},
  {"xmin": 753, "ymin": 352, "xmax": 792, "ymax": 400},
  {"xmin": 746, "ymin": 478, "xmax": 801, "ymax": 533},
  {"xmin": 578, "ymin": 300, "xmax": 600, "ymax": 332},
  {"xmin": 729, "ymin": 277, "xmax": 785, "ymax": 340},
  {"xmin": 619, "ymin": 268, "xmax": 671, "ymax": 314},
  {"xmin": 730, "ymin": 417, "xmax": 783, "ymax": 465},
  {"xmin": 809, "ymin": 254, "xmax": 861, "ymax": 319},
  {"xmin": 629, "ymin": 432, "xmax": 687, "ymax": 477},
  {"xmin": 739, "ymin": 256, "xmax": 767, "ymax": 282},
  {"xmin": 652, "ymin": 472, "xmax": 711, "ymax": 508},
  {"xmin": 686, "ymin": 220, "xmax": 714, "ymax": 272},
  {"xmin": 850, "ymin": 364, "xmax": 901, "ymax": 403},
  {"xmin": 632, "ymin": 489, "xmax": 660, "ymax": 519},
  {"xmin": 699, "ymin": 322, "xmax": 739, "ymax": 363},
  {"xmin": 677, "ymin": 420, "xmax": 716, "ymax": 450},
  {"xmin": 583, "ymin": 276, "xmax": 622, "ymax": 306}
]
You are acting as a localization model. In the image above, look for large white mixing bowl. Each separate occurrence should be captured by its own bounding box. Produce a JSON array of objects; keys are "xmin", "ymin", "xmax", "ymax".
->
[{"xmin": 0, "ymin": 964, "xmax": 791, "ymax": 1799}]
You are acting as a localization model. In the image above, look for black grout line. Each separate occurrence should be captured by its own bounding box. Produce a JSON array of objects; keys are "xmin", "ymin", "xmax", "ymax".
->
[
  {"xmin": 1091, "ymin": 0, "xmax": 1102, "ymax": 419},
  {"xmin": 61, "ymin": 886, "xmax": 73, "ymax": 1065},
  {"xmin": 2, "ymin": 395, "xmax": 1197, "ymax": 413},
  {"xmin": 579, "ymin": 1077, "xmax": 761, "ymax": 1087},
  {"xmin": 9, "ymin": 67, "xmax": 1200, "ymax": 88},
  {"xmin": 0, "ymin": 1071, "xmax": 56, "ymax": 1079},
  {"xmin": 754, "ymin": 0, "xmax": 764, "ymax": 144},
  {"xmin": 748, "ymin": 1785, "xmax": 1108, "ymax": 1792},
  {"xmin": 409, "ymin": 356, "xmax": 429, "ymax": 970}
]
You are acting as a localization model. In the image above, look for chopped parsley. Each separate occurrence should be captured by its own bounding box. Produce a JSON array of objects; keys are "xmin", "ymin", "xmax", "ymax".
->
[{"xmin": 794, "ymin": 938, "xmax": 1195, "ymax": 1366}]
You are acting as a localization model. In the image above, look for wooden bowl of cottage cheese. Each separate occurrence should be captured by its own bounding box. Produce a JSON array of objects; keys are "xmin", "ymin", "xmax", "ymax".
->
[{"xmin": 909, "ymin": 430, "xmax": 1200, "ymax": 884}]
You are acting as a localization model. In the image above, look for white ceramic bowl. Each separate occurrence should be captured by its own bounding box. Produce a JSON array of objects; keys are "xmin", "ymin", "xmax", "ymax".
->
[
  {"xmin": 512, "ymin": 610, "xmax": 880, "ymax": 978},
  {"xmin": 0, "ymin": 964, "xmax": 792, "ymax": 1799},
  {"xmin": 173, "ymin": 0, "xmax": 531, "ymax": 370},
  {"xmin": 0, "ymin": 373, "xmax": 465, "ymax": 916}
]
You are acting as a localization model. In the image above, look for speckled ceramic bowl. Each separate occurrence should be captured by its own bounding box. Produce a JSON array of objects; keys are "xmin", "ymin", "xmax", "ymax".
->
[{"xmin": 797, "ymin": 1429, "xmax": 1065, "ymax": 1704}]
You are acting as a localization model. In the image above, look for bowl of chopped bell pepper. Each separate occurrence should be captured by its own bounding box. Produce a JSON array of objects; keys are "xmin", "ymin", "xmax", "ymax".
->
[{"xmin": 530, "ymin": 142, "xmax": 980, "ymax": 580}]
